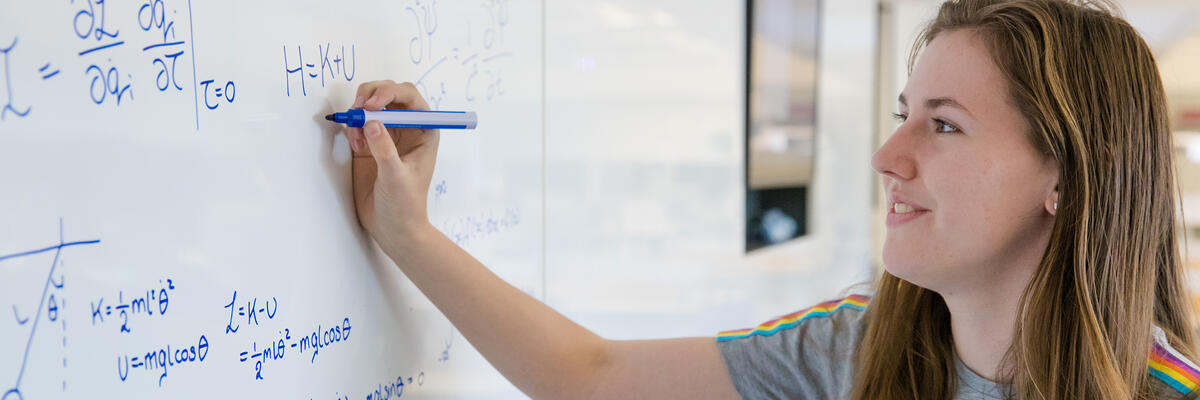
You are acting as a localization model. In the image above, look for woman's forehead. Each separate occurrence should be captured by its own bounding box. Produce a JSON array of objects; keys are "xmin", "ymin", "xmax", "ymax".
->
[{"xmin": 903, "ymin": 30, "xmax": 1010, "ymax": 113}]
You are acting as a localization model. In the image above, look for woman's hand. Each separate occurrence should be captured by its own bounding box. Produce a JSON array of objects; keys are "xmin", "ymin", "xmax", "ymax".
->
[{"xmin": 345, "ymin": 81, "xmax": 441, "ymax": 251}]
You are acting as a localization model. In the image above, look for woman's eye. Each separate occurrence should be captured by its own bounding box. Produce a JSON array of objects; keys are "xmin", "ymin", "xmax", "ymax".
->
[
  {"xmin": 891, "ymin": 112, "xmax": 907, "ymax": 123},
  {"xmin": 933, "ymin": 118, "xmax": 960, "ymax": 134}
]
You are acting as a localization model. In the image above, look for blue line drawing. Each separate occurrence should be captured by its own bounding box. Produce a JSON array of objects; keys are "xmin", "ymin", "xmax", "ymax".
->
[
  {"xmin": 76, "ymin": 41, "xmax": 125, "ymax": 56},
  {"xmin": 2, "ymin": 219, "xmax": 100, "ymax": 400},
  {"xmin": 187, "ymin": 0, "xmax": 199, "ymax": 130},
  {"xmin": 481, "ymin": 51, "xmax": 511, "ymax": 62},
  {"xmin": 141, "ymin": 41, "xmax": 185, "ymax": 52},
  {"xmin": 38, "ymin": 63, "xmax": 59, "ymax": 80},
  {"xmin": 10, "ymin": 306, "xmax": 27, "ymax": 326},
  {"xmin": 416, "ymin": 56, "xmax": 447, "ymax": 85},
  {"xmin": 1, "ymin": 37, "xmax": 32, "ymax": 121},
  {"xmin": 460, "ymin": 53, "xmax": 478, "ymax": 66}
]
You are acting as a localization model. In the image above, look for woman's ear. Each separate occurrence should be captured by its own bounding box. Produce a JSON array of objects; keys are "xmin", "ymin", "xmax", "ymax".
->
[
  {"xmin": 1043, "ymin": 158, "xmax": 1060, "ymax": 216},
  {"xmin": 1046, "ymin": 184, "xmax": 1059, "ymax": 216}
]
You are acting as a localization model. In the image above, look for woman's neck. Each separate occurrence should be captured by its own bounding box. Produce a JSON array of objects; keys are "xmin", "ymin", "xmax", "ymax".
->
[
  {"xmin": 940, "ymin": 231, "xmax": 1049, "ymax": 381},
  {"xmin": 943, "ymin": 285, "xmax": 1024, "ymax": 381}
]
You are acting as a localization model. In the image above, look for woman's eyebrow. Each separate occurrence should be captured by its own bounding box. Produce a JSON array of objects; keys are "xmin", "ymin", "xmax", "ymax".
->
[
  {"xmin": 926, "ymin": 97, "xmax": 976, "ymax": 119},
  {"xmin": 897, "ymin": 94, "xmax": 976, "ymax": 119}
]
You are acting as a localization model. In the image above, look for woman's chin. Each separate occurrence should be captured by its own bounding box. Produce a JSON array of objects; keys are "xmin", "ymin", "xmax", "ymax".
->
[{"xmin": 881, "ymin": 246, "xmax": 933, "ymax": 286}]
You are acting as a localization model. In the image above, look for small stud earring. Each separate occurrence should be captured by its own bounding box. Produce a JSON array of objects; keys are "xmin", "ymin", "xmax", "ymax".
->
[{"xmin": 1053, "ymin": 202, "xmax": 1058, "ymax": 211}]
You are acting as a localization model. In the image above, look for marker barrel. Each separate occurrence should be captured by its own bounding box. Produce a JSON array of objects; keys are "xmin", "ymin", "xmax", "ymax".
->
[{"xmin": 329, "ymin": 109, "xmax": 477, "ymax": 130}]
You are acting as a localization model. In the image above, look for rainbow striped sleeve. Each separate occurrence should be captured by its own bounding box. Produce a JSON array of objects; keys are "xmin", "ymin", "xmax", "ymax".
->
[
  {"xmin": 1149, "ymin": 339, "xmax": 1200, "ymax": 395},
  {"xmin": 716, "ymin": 294, "xmax": 869, "ymax": 342}
]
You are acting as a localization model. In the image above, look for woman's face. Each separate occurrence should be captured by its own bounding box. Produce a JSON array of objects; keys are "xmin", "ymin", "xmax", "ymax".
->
[{"xmin": 871, "ymin": 29, "xmax": 1058, "ymax": 293}]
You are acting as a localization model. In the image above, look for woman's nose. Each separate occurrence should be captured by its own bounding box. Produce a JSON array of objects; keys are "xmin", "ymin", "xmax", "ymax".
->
[{"xmin": 871, "ymin": 124, "xmax": 917, "ymax": 181}]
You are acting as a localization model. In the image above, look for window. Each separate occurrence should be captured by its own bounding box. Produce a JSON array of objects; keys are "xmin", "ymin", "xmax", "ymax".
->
[{"xmin": 745, "ymin": 0, "xmax": 820, "ymax": 251}]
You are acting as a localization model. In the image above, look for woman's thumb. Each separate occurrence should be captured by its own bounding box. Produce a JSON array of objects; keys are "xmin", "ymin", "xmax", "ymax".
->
[{"xmin": 362, "ymin": 120, "xmax": 403, "ymax": 172}]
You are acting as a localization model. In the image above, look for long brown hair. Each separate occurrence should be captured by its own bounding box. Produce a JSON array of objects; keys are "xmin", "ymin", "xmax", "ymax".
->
[{"xmin": 852, "ymin": 1, "xmax": 1196, "ymax": 399}]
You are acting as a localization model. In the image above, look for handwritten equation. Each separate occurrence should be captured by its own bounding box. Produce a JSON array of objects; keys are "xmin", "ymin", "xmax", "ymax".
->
[
  {"xmin": 282, "ymin": 43, "xmax": 357, "ymax": 97},
  {"xmin": 223, "ymin": 290, "xmax": 279, "ymax": 334},
  {"xmin": 441, "ymin": 208, "xmax": 522, "ymax": 247},
  {"xmin": 1, "ymin": 0, "xmax": 241, "ymax": 129},
  {"xmin": 404, "ymin": 0, "xmax": 512, "ymax": 110},
  {"xmin": 311, "ymin": 372, "xmax": 428, "ymax": 400},
  {"xmin": 115, "ymin": 334, "xmax": 209, "ymax": 387},
  {"xmin": 222, "ymin": 290, "xmax": 354, "ymax": 381},
  {"xmin": 76, "ymin": 0, "xmax": 133, "ymax": 106},
  {"xmin": 432, "ymin": 180, "xmax": 523, "ymax": 246},
  {"xmin": 365, "ymin": 373, "xmax": 427, "ymax": 400},
  {"xmin": 90, "ymin": 278, "xmax": 176, "ymax": 334},
  {"xmin": 1, "ymin": 0, "xmax": 517, "ymax": 128}
]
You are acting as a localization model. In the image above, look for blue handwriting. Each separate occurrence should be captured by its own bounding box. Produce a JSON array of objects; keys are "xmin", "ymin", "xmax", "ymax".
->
[
  {"xmin": 0, "ymin": 37, "xmax": 32, "ymax": 120},
  {"xmin": 223, "ymin": 290, "xmax": 279, "ymax": 335},
  {"xmin": 283, "ymin": 43, "xmax": 356, "ymax": 97},
  {"xmin": 115, "ymin": 334, "xmax": 209, "ymax": 387},
  {"xmin": 237, "ymin": 317, "xmax": 352, "ymax": 380},
  {"xmin": 90, "ymin": 278, "xmax": 176, "ymax": 334}
]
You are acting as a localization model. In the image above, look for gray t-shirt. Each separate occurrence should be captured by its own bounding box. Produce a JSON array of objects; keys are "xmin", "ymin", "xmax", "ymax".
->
[{"xmin": 716, "ymin": 295, "xmax": 1198, "ymax": 399}]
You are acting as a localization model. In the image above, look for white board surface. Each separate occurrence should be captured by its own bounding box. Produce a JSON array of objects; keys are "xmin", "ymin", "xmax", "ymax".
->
[{"xmin": 1, "ymin": 0, "xmax": 540, "ymax": 398}]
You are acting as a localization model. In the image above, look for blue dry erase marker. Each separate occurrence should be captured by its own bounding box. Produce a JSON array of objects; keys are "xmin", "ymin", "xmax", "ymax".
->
[{"xmin": 324, "ymin": 108, "xmax": 477, "ymax": 130}]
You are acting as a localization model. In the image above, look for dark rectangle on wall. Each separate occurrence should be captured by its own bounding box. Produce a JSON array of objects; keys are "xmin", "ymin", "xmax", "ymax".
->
[{"xmin": 745, "ymin": 0, "xmax": 820, "ymax": 251}]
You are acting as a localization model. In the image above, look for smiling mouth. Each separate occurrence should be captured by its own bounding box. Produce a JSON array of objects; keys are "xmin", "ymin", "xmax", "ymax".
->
[
  {"xmin": 889, "ymin": 200, "xmax": 929, "ymax": 213},
  {"xmin": 887, "ymin": 202, "xmax": 929, "ymax": 226}
]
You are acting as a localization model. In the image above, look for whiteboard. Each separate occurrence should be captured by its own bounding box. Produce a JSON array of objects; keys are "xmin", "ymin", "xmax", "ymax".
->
[
  {"xmin": 1, "ymin": 0, "xmax": 882, "ymax": 398},
  {"xmin": 1, "ymin": 0, "xmax": 540, "ymax": 398}
]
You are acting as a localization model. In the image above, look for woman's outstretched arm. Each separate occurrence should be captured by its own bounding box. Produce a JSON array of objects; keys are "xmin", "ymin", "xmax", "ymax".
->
[{"xmin": 343, "ymin": 80, "xmax": 740, "ymax": 400}]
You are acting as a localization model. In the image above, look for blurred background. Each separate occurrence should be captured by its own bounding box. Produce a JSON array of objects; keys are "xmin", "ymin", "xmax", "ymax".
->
[{"xmin": 544, "ymin": 0, "xmax": 1200, "ymax": 339}]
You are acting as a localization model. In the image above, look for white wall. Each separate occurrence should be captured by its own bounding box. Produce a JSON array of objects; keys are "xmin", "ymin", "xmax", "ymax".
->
[{"xmin": 544, "ymin": 0, "xmax": 880, "ymax": 338}]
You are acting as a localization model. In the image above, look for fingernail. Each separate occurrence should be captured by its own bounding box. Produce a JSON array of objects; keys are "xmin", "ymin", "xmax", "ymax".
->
[
  {"xmin": 366, "ymin": 95, "xmax": 380, "ymax": 108},
  {"xmin": 365, "ymin": 122, "xmax": 381, "ymax": 138},
  {"xmin": 353, "ymin": 96, "xmax": 364, "ymax": 108}
]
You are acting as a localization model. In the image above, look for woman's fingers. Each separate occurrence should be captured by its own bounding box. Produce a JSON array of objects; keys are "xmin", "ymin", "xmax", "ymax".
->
[
  {"xmin": 354, "ymin": 80, "xmax": 391, "ymax": 109},
  {"xmin": 362, "ymin": 120, "xmax": 403, "ymax": 174},
  {"xmin": 346, "ymin": 127, "xmax": 367, "ymax": 154},
  {"xmin": 359, "ymin": 81, "xmax": 431, "ymax": 111}
]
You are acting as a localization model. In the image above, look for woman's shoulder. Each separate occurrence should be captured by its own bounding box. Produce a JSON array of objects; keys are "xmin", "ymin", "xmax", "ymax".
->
[
  {"xmin": 716, "ymin": 294, "xmax": 870, "ymax": 342},
  {"xmin": 714, "ymin": 294, "xmax": 871, "ymax": 399},
  {"xmin": 1150, "ymin": 326, "xmax": 1200, "ymax": 399}
]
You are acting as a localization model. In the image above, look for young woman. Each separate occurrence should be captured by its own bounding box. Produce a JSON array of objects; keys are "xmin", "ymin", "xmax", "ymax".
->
[{"xmin": 340, "ymin": 0, "xmax": 1200, "ymax": 398}]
